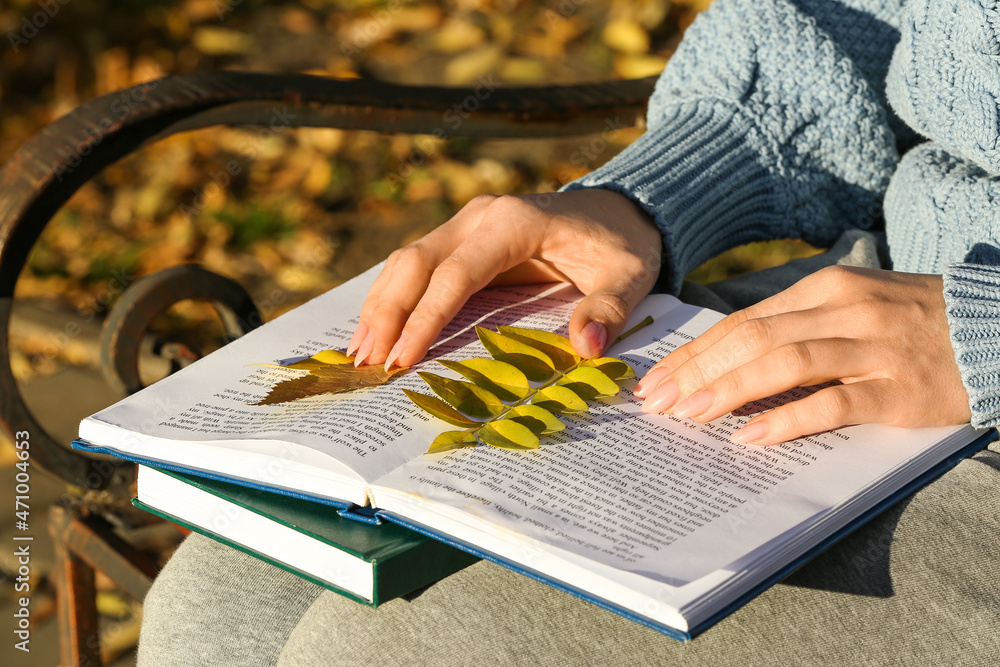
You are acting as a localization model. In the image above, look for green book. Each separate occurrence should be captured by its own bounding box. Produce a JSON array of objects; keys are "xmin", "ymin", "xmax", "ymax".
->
[{"xmin": 133, "ymin": 465, "xmax": 478, "ymax": 606}]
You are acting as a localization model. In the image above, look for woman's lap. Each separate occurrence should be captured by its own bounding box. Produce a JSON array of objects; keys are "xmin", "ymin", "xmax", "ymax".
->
[{"xmin": 137, "ymin": 536, "xmax": 322, "ymax": 666}]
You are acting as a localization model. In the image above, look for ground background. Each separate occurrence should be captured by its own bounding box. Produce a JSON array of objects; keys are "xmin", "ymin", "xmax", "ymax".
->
[{"xmin": 0, "ymin": 1, "xmax": 819, "ymax": 663}]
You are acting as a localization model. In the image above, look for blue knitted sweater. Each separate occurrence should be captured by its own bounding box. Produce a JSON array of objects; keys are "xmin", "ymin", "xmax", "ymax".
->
[{"xmin": 566, "ymin": 0, "xmax": 1000, "ymax": 428}]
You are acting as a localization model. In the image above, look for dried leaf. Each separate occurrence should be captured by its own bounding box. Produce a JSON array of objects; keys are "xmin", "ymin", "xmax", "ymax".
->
[
  {"xmin": 497, "ymin": 325, "xmax": 580, "ymax": 370},
  {"xmin": 580, "ymin": 357, "xmax": 635, "ymax": 380},
  {"xmin": 254, "ymin": 364, "xmax": 405, "ymax": 405},
  {"xmin": 444, "ymin": 45, "xmax": 503, "ymax": 84},
  {"xmin": 500, "ymin": 58, "xmax": 549, "ymax": 83},
  {"xmin": 403, "ymin": 390, "xmax": 481, "ymax": 428},
  {"xmin": 432, "ymin": 17, "xmax": 486, "ymax": 53},
  {"xmin": 613, "ymin": 54, "xmax": 669, "ymax": 79},
  {"xmin": 427, "ymin": 430, "xmax": 478, "ymax": 454},
  {"xmin": 531, "ymin": 385, "xmax": 587, "ymax": 413},
  {"xmin": 192, "ymin": 26, "xmax": 254, "ymax": 55},
  {"xmin": 602, "ymin": 18, "xmax": 649, "ymax": 54},
  {"xmin": 310, "ymin": 350, "xmax": 354, "ymax": 365},
  {"xmin": 284, "ymin": 349, "xmax": 354, "ymax": 370},
  {"xmin": 556, "ymin": 367, "xmax": 620, "ymax": 400},
  {"xmin": 418, "ymin": 372, "xmax": 506, "ymax": 419},
  {"xmin": 438, "ymin": 358, "xmax": 529, "ymax": 401},
  {"xmin": 476, "ymin": 327, "xmax": 555, "ymax": 382},
  {"xmin": 505, "ymin": 405, "xmax": 564, "ymax": 434},
  {"xmin": 479, "ymin": 421, "xmax": 539, "ymax": 450},
  {"xmin": 250, "ymin": 350, "xmax": 355, "ymax": 372}
]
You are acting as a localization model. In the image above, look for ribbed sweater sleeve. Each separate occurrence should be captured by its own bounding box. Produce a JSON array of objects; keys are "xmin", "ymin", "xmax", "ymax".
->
[
  {"xmin": 563, "ymin": 0, "xmax": 902, "ymax": 294},
  {"xmin": 944, "ymin": 263, "xmax": 1000, "ymax": 427},
  {"xmin": 882, "ymin": 1, "xmax": 1000, "ymax": 427},
  {"xmin": 885, "ymin": 144, "xmax": 1000, "ymax": 427},
  {"xmin": 882, "ymin": 146, "xmax": 1000, "ymax": 431}
]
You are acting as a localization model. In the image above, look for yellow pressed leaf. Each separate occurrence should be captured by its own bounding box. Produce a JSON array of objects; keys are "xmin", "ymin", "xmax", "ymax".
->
[
  {"xmin": 414, "ymin": 320, "xmax": 649, "ymax": 456},
  {"xmin": 311, "ymin": 350, "xmax": 354, "ymax": 365},
  {"xmin": 531, "ymin": 385, "xmax": 587, "ymax": 413},
  {"xmin": 580, "ymin": 357, "xmax": 635, "ymax": 380},
  {"xmin": 283, "ymin": 349, "xmax": 354, "ymax": 370},
  {"xmin": 556, "ymin": 366, "xmax": 621, "ymax": 399},
  {"xmin": 418, "ymin": 372, "xmax": 505, "ymax": 419},
  {"xmin": 403, "ymin": 390, "xmax": 481, "ymax": 428},
  {"xmin": 254, "ymin": 364, "xmax": 405, "ymax": 405},
  {"xmin": 497, "ymin": 326, "xmax": 580, "ymax": 370},
  {"xmin": 506, "ymin": 405, "xmax": 564, "ymax": 434},
  {"xmin": 476, "ymin": 327, "xmax": 555, "ymax": 382},
  {"xmin": 478, "ymin": 420, "xmax": 539, "ymax": 450},
  {"xmin": 427, "ymin": 430, "xmax": 478, "ymax": 454},
  {"xmin": 438, "ymin": 358, "xmax": 529, "ymax": 401}
]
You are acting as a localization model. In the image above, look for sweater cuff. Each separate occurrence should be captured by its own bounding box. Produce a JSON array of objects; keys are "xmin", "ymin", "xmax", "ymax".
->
[
  {"xmin": 561, "ymin": 99, "xmax": 784, "ymax": 295},
  {"xmin": 943, "ymin": 263, "xmax": 1000, "ymax": 428}
]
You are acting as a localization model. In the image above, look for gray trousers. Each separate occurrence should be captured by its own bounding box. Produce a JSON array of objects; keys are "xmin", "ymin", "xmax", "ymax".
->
[{"xmin": 138, "ymin": 232, "xmax": 1000, "ymax": 666}]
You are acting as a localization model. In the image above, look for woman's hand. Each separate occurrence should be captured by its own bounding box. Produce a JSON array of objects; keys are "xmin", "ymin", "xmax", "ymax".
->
[
  {"xmin": 633, "ymin": 266, "xmax": 972, "ymax": 445},
  {"xmin": 348, "ymin": 189, "xmax": 663, "ymax": 369}
]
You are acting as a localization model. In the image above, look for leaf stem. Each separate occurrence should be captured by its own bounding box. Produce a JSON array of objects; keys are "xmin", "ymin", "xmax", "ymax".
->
[{"xmin": 613, "ymin": 315, "xmax": 654, "ymax": 346}]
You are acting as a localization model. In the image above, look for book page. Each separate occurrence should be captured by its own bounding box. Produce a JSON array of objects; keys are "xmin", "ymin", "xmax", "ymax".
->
[
  {"xmin": 372, "ymin": 301, "xmax": 973, "ymax": 586},
  {"xmin": 83, "ymin": 266, "xmax": 675, "ymax": 488}
]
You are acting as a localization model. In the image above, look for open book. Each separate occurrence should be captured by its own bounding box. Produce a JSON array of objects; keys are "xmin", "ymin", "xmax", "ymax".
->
[{"xmin": 76, "ymin": 267, "xmax": 992, "ymax": 640}]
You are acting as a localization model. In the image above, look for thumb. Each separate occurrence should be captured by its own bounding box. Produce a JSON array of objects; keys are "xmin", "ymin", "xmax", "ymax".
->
[{"xmin": 569, "ymin": 273, "xmax": 650, "ymax": 358}]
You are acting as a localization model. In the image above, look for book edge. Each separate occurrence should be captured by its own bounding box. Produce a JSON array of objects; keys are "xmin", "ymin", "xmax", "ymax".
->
[
  {"xmin": 686, "ymin": 427, "xmax": 998, "ymax": 637},
  {"xmin": 74, "ymin": 439, "xmax": 356, "ymax": 510},
  {"xmin": 146, "ymin": 466, "xmax": 437, "ymax": 562},
  {"xmin": 132, "ymin": 499, "xmax": 378, "ymax": 607}
]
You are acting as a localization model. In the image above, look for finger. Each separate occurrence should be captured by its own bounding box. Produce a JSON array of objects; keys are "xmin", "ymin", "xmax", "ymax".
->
[
  {"xmin": 666, "ymin": 337, "xmax": 871, "ymax": 423},
  {"xmin": 730, "ymin": 379, "xmax": 900, "ymax": 446},
  {"xmin": 646, "ymin": 308, "xmax": 828, "ymax": 409},
  {"xmin": 354, "ymin": 198, "xmax": 493, "ymax": 365},
  {"xmin": 568, "ymin": 261, "xmax": 657, "ymax": 358},
  {"xmin": 647, "ymin": 306, "xmax": 766, "ymax": 379},
  {"xmin": 635, "ymin": 311, "xmax": 754, "ymax": 398},
  {"xmin": 363, "ymin": 200, "xmax": 490, "ymax": 315},
  {"xmin": 646, "ymin": 274, "xmax": 834, "ymax": 377},
  {"xmin": 352, "ymin": 243, "xmax": 444, "ymax": 360},
  {"xmin": 387, "ymin": 216, "xmax": 544, "ymax": 367}
]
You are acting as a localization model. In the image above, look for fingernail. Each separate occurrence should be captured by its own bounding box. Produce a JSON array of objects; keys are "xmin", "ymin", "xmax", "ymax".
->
[
  {"xmin": 641, "ymin": 380, "xmax": 679, "ymax": 414},
  {"xmin": 732, "ymin": 421, "xmax": 769, "ymax": 444},
  {"xmin": 347, "ymin": 321, "xmax": 369, "ymax": 356},
  {"xmin": 580, "ymin": 321, "xmax": 607, "ymax": 358},
  {"xmin": 354, "ymin": 329, "xmax": 375, "ymax": 367},
  {"xmin": 672, "ymin": 389, "xmax": 713, "ymax": 419},
  {"xmin": 634, "ymin": 366, "xmax": 670, "ymax": 398},
  {"xmin": 384, "ymin": 334, "xmax": 406, "ymax": 372}
]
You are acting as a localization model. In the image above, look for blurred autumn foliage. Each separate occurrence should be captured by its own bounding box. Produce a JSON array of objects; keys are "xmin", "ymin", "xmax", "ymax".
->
[{"xmin": 1, "ymin": 0, "xmax": 813, "ymax": 379}]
